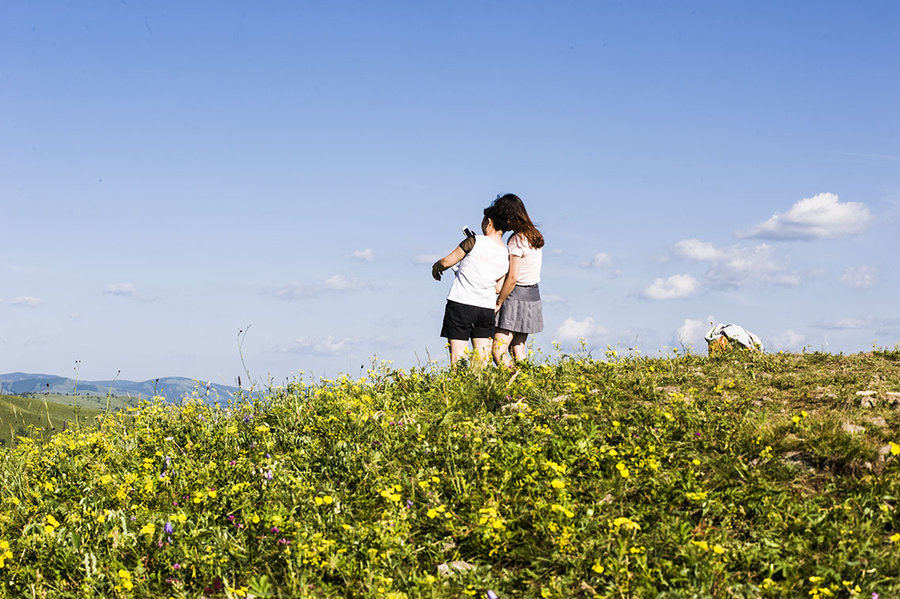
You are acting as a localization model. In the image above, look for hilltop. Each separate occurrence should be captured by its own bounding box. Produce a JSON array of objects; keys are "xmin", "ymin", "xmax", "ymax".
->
[{"xmin": 0, "ymin": 350, "xmax": 899, "ymax": 597}]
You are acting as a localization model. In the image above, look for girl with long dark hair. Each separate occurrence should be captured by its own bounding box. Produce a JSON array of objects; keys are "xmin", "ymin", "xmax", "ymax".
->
[{"xmin": 492, "ymin": 194, "xmax": 544, "ymax": 366}]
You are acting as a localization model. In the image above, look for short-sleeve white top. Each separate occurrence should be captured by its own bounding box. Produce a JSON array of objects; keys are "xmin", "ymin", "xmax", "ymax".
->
[
  {"xmin": 447, "ymin": 236, "xmax": 510, "ymax": 309},
  {"xmin": 507, "ymin": 233, "xmax": 542, "ymax": 285}
]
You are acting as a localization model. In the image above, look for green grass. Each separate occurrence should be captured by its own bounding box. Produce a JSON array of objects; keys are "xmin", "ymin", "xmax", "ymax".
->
[
  {"xmin": 1, "ymin": 350, "xmax": 899, "ymax": 598},
  {"xmin": 0, "ymin": 395, "xmax": 104, "ymax": 447}
]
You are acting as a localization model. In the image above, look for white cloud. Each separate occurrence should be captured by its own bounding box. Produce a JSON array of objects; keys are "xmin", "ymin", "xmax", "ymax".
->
[
  {"xmin": 413, "ymin": 253, "xmax": 441, "ymax": 265},
  {"xmin": 670, "ymin": 239, "xmax": 803, "ymax": 289},
  {"xmin": 347, "ymin": 248, "xmax": 375, "ymax": 262},
  {"xmin": 840, "ymin": 265, "xmax": 878, "ymax": 289},
  {"xmin": 707, "ymin": 244, "xmax": 803, "ymax": 288},
  {"xmin": 541, "ymin": 294, "xmax": 565, "ymax": 305},
  {"xmin": 274, "ymin": 334, "xmax": 405, "ymax": 356},
  {"xmin": 104, "ymin": 283, "xmax": 139, "ymax": 297},
  {"xmin": 322, "ymin": 274, "xmax": 369, "ymax": 291},
  {"xmin": 676, "ymin": 315, "xmax": 716, "ymax": 348},
  {"xmin": 814, "ymin": 316, "xmax": 875, "ymax": 330},
  {"xmin": 11, "ymin": 296, "xmax": 43, "ymax": 307},
  {"xmin": 673, "ymin": 239, "xmax": 723, "ymax": 261},
  {"xmin": 742, "ymin": 193, "xmax": 871, "ymax": 240},
  {"xmin": 642, "ymin": 274, "xmax": 699, "ymax": 300},
  {"xmin": 587, "ymin": 252, "xmax": 612, "ymax": 268},
  {"xmin": 554, "ymin": 317, "xmax": 607, "ymax": 343},
  {"xmin": 271, "ymin": 275, "xmax": 373, "ymax": 299},
  {"xmin": 771, "ymin": 329, "xmax": 806, "ymax": 350},
  {"xmin": 278, "ymin": 336, "xmax": 356, "ymax": 356}
]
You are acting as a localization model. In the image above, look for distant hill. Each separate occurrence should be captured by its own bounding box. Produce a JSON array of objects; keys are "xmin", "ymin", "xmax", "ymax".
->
[
  {"xmin": 0, "ymin": 372, "xmax": 241, "ymax": 404},
  {"xmin": 0, "ymin": 394, "xmax": 103, "ymax": 447}
]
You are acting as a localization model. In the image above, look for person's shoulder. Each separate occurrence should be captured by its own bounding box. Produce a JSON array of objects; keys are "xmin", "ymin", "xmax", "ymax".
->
[
  {"xmin": 459, "ymin": 235, "xmax": 477, "ymax": 253},
  {"xmin": 508, "ymin": 232, "xmax": 533, "ymax": 250}
]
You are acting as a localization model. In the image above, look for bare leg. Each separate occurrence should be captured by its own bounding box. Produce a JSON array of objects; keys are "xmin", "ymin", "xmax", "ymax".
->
[
  {"xmin": 493, "ymin": 329, "xmax": 514, "ymax": 367},
  {"xmin": 510, "ymin": 333, "xmax": 529, "ymax": 361},
  {"xmin": 448, "ymin": 339, "xmax": 469, "ymax": 364},
  {"xmin": 472, "ymin": 337, "xmax": 493, "ymax": 367}
]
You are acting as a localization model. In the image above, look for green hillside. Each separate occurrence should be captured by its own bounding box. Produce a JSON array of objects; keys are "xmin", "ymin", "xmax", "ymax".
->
[
  {"xmin": 1, "ymin": 350, "xmax": 899, "ymax": 597},
  {"xmin": 0, "ymin": 395, "xmax": 104, "ymax": 447}
]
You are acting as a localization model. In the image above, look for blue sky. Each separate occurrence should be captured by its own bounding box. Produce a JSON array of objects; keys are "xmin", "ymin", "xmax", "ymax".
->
[{"xmin": 2, "ymin": 1, "xmax": 898, "ymax": 385}]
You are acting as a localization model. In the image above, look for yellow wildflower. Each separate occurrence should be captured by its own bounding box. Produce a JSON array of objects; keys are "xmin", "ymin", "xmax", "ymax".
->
[
  {"xmin": 116, "ymin": 569, "xmax": 133, "ymax": 591},
  {"xmin": 611, "ymin": 517, "xmax": 640, "ymax": 531},
  {"xmin": 0, "ymin": 540, "xmax": 12, "ymax": 569}
]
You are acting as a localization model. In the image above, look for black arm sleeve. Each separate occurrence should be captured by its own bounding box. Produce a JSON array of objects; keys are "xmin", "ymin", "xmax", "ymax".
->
[{"xmin": 458, "ymin": 236, "xmax": 476, "ymax": 253}]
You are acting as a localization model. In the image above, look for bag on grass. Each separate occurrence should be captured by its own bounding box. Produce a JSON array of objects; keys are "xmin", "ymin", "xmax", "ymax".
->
[{"xmin": 705, "ymin": 323, "xmax": 763, "ymax": 355}]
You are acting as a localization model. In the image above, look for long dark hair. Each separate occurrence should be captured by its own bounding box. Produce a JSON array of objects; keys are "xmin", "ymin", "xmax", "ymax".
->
[
  {"xmin": 494, "ymin": 193, "xmax": 544, "ymax": 249},
  {"xmin": 483, "ymin": 199, "xmax": 514, "ymax": 232}
]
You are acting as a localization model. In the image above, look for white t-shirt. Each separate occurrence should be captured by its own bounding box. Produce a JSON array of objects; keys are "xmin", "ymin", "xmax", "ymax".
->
[
  {"xmin": 447, "ymin": 236, "xmax": 509, "ymax": 309},
  {"xmin": 508, "ymin": 233, "xmax": 542, "ymax": 285}
]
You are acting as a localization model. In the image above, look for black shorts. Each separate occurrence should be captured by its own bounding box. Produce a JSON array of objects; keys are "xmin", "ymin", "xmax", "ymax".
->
[{"xmin": 440, "ymin": 300, "xmax": 495, "ymax": 340}]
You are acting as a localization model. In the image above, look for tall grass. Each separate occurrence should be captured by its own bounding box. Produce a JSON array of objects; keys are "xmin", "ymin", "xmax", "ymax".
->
[{"xmin": 1, "ymin": 350, "xmax": 899, "ymax": 597}]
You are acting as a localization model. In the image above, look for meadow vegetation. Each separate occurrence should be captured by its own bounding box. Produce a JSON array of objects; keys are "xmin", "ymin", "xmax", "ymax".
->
[
  {"xmin": 0, "ymin": 395, "xmax": 104, "ymax": 448},
  {"xmin": 1, "ymin": 349, "xmax": 899, "ymax": 598}
]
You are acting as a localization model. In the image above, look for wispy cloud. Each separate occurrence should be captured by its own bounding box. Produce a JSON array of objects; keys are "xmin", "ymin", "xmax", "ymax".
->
[
  {"xmin": 270, "ymin": 275, "xmax": 373, "ymax": 299},
  {"xmin": 740, "ymin": 193, "xmax": 871, "ymax": 240},
  {"xmin": 585, "ymin": 252, "xmax": 612, "ymax": 268},
  {"xmin": 771, "ymin": 329, "xmax": 806, "ymax": 351},
  {"xmin": 273, "ymin": 334, "xmax": 405, "ymax": 356},
  {"xmin": 675, "ymin": 315, "xmax": 716, "ymax": 348},
  {"xmin": 103, "ymin": 283, "xmax": 139, "ymax": 298},
  {"xmin": 671, "ymin": 239, "xmax": 804, "ymax": 289},
  {"xmin": 672, "ymin": 239, "xmax": 723, "ymax": 261},
  {"xmin": 840, "ymin": 265, "xmax": 878, "ymax": 289},
  {"xmin": 813, "ymin": 316, "xmax": 876, "ymax": 331},
  {"xmin": 554, "ymin": 316, "xmax": 607, "ymax": 343},
  {"xmin": 642, "ymin": 274, "xmax": 699, "ymax": 300},
  {"xmin": 11, "ymin": 296, "xmax": 43, "ymax": 307},
  {"xmin": 276, "ymin": 335, "xmax": 357, "ymax": 356},
  {"xmin": 347, "ymin": 248, "xmax": 375, "ymax": 262}
]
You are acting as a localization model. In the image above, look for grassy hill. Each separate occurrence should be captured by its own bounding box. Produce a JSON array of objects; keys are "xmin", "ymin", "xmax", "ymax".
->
[
  {"xmin": 1, "ymin": 350, "xmax": 899, "ymax": 597},
  {"xmin": 0, "ymin": 395, "xmax": 104, "ymax": 447}
]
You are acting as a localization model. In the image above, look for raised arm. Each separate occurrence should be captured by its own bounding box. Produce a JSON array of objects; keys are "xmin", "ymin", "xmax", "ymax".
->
[{"xmin": 431, "ymin": 246, "xmax": 467, "ymax": 281}]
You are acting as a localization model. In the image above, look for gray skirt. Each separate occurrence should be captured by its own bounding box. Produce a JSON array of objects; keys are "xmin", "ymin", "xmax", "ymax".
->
[{"xmin": 496, "ymin": 284, "xmax": 543, "ymax": 334}]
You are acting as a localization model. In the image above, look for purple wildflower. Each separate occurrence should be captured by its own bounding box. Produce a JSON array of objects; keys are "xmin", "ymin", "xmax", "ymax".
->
[
  {"xmin": 487, "ymin": 592, "xmax": 499, "ymax": 599},
  {"xmin": 164, "ymin": 521, "xmax": 174, "ymax": 535}
]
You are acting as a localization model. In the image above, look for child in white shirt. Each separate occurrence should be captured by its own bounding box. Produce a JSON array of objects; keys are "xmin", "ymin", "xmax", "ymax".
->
[{"xmin": 431, "ymin": 200, "xmax": 514, "ymax": 364}]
